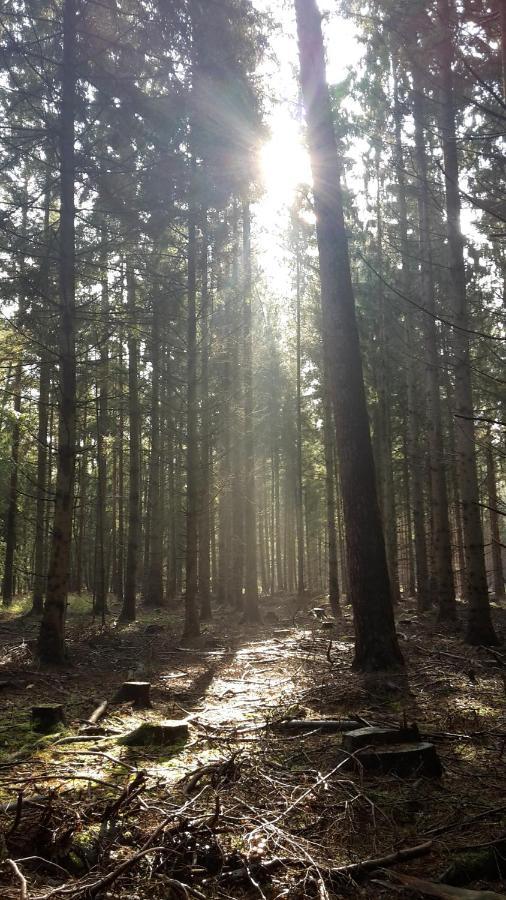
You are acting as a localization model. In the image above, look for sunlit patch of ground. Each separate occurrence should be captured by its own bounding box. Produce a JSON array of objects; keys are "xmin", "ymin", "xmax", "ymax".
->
[{"xmin": 0, "ymin": 594, "xmax": 505, "ymax": 898}]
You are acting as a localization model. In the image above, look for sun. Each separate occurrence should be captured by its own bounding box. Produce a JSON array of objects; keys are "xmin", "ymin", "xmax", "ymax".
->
[{"xmin": 259, "ymin": 113, "xmax": 311, "ymax": 210}]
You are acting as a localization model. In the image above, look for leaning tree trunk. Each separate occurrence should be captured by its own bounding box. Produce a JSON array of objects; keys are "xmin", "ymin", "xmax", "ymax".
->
[
  {"xmin": 437, "ymin": 0, "xmax": 498, "ymax": 645},
  {"xmin": 121, "ymin": 268, "xmax": 141, "ymax": 622},
  {"xmin": 294, "ymin": 0, "xmax": 403, "ymax": 671},
  {"xmin": 38, "ymin": 0, "xmax": 77, "ymax": 663}
]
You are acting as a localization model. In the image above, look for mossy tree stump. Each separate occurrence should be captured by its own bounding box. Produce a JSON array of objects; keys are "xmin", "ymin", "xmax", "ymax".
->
[
  {"xmin": 119, "ymin": 719, "xmax": 190, "ymax": 747},
  {"xmin": 31, "ymin": 704, "xmax": 65, "ymax": 733}
]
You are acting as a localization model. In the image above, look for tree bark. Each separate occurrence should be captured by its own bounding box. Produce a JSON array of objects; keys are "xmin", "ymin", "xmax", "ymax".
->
[
  {"xmin": 323, "ymin": 381, "xmax": 339, "ymax": 616},
  {"xmin": 2, "ymin": 361, "xmax": 22, "ymax": 606},
  {"xmin": 145, "ymin": 276, "xmax": 164, "ymax": 607},
  {"xmin": 94, "ymin": 236, "xmax": 109, "ymax": 616},
  {"xmin": 38, "ymin": 0, "xmax": 77, "ymax": 663},
  {"xmin": 184, "ymin": 183, "xmax": 200, "ymax": 638},
  {"xmin": 242, "ymin": 201, "xmax": 259, "ymax": 622},
  {"xmin": 294, "ymin": 0, "xmax": 403, "ymax": 670},
  {"xmin": 437, "ymin": 0, "xmax": 498, "ymax": 644},
  {"xmin": 199, "ymin": 214, "xmax": 212, "ymax": 620},
  {"xmin": 295, "ymin": 219, "xmax": 305, "ymax": 598},
  {"xmin": 122, "ymin": 268, "xmax": 141, "ymax": 622},
  {"xmin": 411, "ymin": 54, "xmax": 457, "ymax": 621},
  {"xmin": 485, "ymin": 431, "xmax": 505, "ymax": 600}
]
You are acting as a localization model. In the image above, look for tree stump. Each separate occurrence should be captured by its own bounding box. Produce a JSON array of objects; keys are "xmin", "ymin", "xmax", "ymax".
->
[
  {"xmin": 348, "ymin": 742, "xmax": 442, "ymax": 777},
  {"xmin": 114, "ymin": 681, "xmax": 151, "ymax": 708},
  {"xmin": 119, "ymin": 719, "xmax": 190, "ymax": 747},
  {"xmin": 31, "ymin": 704, "xmax": 65, "ymax": 733},
  {"xmin": 343, "ymin": 724, "xmax": 420, "ymax": 752}
]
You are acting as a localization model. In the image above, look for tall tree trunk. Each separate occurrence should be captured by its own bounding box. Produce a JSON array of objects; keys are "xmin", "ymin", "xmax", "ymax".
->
[
  {"xmin": 114, "ymin": 338, "xmax": 125, "ymax": 602},
  {"xmin": 145, "ymin": 284, "xmax": 164, "ymax": 607},
  {"xmin": 2, "ymin": 361, "xmax": 22, "ymax": 606},
  {"xmin": 38, "ymin": 0, "xmax": 77, "ymax": 662},
  {"xmin": 374, "ymin": 153, "xmax": 401, "ymax": 607},
  {"xmin": 274, "ymin": 444, "xmax": 284, "ymax": 592},
  {"xmin": 437, "ymin": 0, "xmax": 498, "ymax": 644},
  {"xmin": 411, "ymin": 55, "xmax": 457, "ymax": 621},
  {"xmin": 485, "ymin": 431, "xmax": 505, "ymax": 600},
  {"xmin": 184, "ymin": 183, "xmax": 200, "ymax": 637},
  {"xmin": 242, "ymin": 201, "xmax": 259, "ymax": 622},
  {"xmin": 323, "ymin": 383, "xmax": 339, "ymax": 616},
  {"xmin": 199, "ymin": 215, "xmax": 212, "ymax": 620},
  {"xmin": 391, "ymin": 55, "xmax": 430, "ymax": 610},
  {"xmin": 94, "ymin": 237, "xmax": 109, "ymax": 615},
  {"xmin": 230, "ymin": 205, "xmax": 245, "ymax": 609},
  {"xmin": 122, "ymin": 268, "xmax": 141, "ymax": 622},
  {"xmin": 294, "ymin": 0, "xmax": 403, "ymax": 670},
  {"xmin": 295, "ymin": 220, "xmax": 305, "ymax": 597},
  {"xmin": 32, "ymin": 357, "xmax": 50, "ymax": 614}
]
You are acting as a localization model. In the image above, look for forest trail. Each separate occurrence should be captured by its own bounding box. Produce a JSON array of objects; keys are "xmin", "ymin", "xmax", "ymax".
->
[{"xmin": 1, "ymin": 596, "xmax": 506, "ymax": 898}]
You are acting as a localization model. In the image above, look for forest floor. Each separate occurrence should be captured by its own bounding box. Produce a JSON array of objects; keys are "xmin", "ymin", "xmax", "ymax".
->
[{"xmin": 0, "ymin": 593, "xmax": 505, "ymax": 899}]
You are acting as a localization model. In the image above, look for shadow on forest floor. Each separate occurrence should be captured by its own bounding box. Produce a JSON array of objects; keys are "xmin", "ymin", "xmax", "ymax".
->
[{"xmin": 0, "ymin": 592, "xmax": 505, "ymax": 899}]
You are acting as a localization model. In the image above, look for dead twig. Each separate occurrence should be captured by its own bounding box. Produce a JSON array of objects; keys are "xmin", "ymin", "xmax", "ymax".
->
[
  {"xmin": 327, "ymin": 839, "xmax": 433, "ymax": 880},
  {"xmin": 5, "ymin": 859, "xmax": 28, "ymax": 900}
]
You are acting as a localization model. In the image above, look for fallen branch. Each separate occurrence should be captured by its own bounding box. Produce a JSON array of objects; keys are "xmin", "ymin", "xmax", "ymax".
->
[
  {"xmin": 86, "ymin": 700, "xmax": 108, "ymax": 726},
  {"xmin": 425, "ymin": 804, "xmax": 506, "ymax": 837},
  {"xmin": 391, "ymin": 871, "xmax": 506, "ymax": 899},
  {"xmin": 5, "ymin": 859, "xmax": 28, "ymax": 900},
  {"xmin": 328, "ymin": 840, "xmax": 433, "ymax": 880}
]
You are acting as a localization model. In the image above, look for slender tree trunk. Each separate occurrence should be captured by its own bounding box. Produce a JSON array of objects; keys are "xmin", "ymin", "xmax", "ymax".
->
[
  {"xmin": 199, "ymin": 215, "xmax": 212, "ymax": 620},
  {"xmin": 437, "ymin": 0, "xmax": 498, "ymax": 644},
  {"xmin": 295, "ymin": 221, "xmax": 305, "ymax": 597},
  {"xmin": 94, "ymin": 238, "xmax": 109, "ymax": 615},
  {"xmin": 145, "ymin": 284, "xmax": 164, "ymax": 607},
  {"xmin": 73, "ymin": 405, "xmax": 87, "ymax": 595},
  {"xmin": 230, "ymin": 205, "xmax": 245, "ymax": 610},
  {"xmin": 374, "ymin": 153, "xmax": 401, "ymax": 607},
  {"xmin": 411, "ymin": 56, "xmax": 457, "ymax": 621},
  {"xmin": 114, "ymin": 339, "xmax": 125, "ymax": 602},
  {"xmin": 485, "ymin": 433, "xmax": 505, "ymax": 600},
  {"xmin": 122, "ymin": 268, "xmax": 141, "ymax": 622},
  {"xmin": 2, "ymin": 361, "xmax": 22, "ymax": 606},
  {"xmin": 294, "ymin": 0, "xmax": 403, "ymax": 670},
  {"xmin": 184, "ymin": 183, "xmax": 200, "ymax": 638},
  {"xmin": 323, "ymin": 383, "xmax": 339, "ymax": 616},
  {"xmin": 32, "ymin": 357, "xmax": 50, "ymax": 614},
  {"xmin": 38, "ymin": 0, "xmax": 77, "ymax": 662},
  {"xmin": 242, "ymin": 201, "xmax": 259, "ymax": 622},
  {"xmin": 391, "ymin": 55, "xmax": 430, "ymax": 610}
]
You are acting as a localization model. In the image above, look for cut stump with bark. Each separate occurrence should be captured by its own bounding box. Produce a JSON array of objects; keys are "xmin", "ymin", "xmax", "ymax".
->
[
  {"xmin": 119, "ymin": 719, "xmax": 190, "ymax": 747},
  {"xmin": 343, "ymin": 724, "xmax": 420, "ymax": 752},
  {"xmin": 347, "ymin": 741, "xmax": 442, "ymax": 777},
  {"xmin": 114, "ymin": 681, "xmax": 151, "ymax": 708},
  {"xmin": 31, "ymin": 704, "xmax": 65, "ymax": 733}
]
